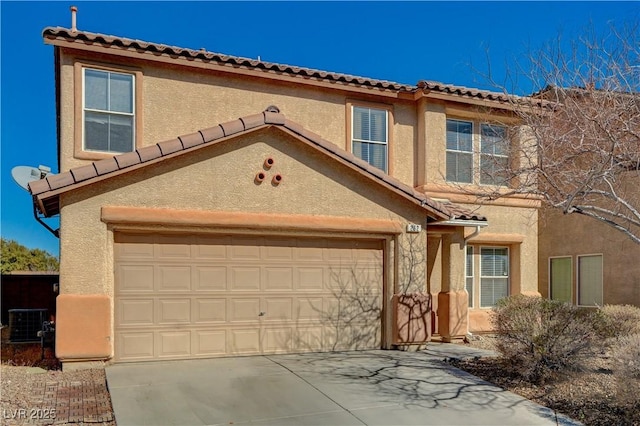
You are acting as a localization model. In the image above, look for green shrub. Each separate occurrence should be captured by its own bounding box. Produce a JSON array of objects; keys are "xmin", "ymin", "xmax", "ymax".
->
[
  {"xmin": 595, "ymin": 304, "xmax": 640, "ymax": 340},
  {"xmin": 491, "ymin": 295, "xmax": 602, "ymax": 384}
]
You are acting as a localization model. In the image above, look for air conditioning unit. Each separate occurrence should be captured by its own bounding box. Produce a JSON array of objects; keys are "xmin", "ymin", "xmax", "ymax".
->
[{"xmin": 8, "ymin": 309, "xmax": 48, "ymax": 342}]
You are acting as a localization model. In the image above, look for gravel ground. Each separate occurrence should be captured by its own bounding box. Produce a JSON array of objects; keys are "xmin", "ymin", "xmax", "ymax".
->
[{"xmin": 453, "ymin": 334, "xmax": 640, "ymax": 426}]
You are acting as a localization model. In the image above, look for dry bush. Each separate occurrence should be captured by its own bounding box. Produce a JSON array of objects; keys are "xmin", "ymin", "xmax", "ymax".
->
[
  {"xmin": 611, "ymin": 333, "xmax": 640, "ymax": 404},
  {"xmin": 595, "ymin": 304, "xmax": 640, "ymax": 340},
  {"xmin": 492, "ymin": 295, "xmax": 602, "ymax": 384},
  {"xmin": 1, "ymin": 342, "xmax": 60, "ymax": 370}
]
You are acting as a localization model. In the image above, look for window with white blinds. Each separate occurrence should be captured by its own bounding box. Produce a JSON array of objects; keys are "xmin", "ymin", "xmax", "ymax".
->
[
  {"xmin": 466, "ymin": 245, "xmax": 474, "ymax": 307},
  {"xmin": 446, "ymin": 119, "xmax": 473, "ymax": 183},
  {"xmin": 480, "ymin": 247, "xmax": 509, "ymax": 308},
  {"xmin": 352, "ymin": 106, "xmax": 388, "ymax": 172},
  {"xmin": 550, "ymin": 257, "xmax": 572, "ymax": 303},
  {"xmin": 578, "ymin": 255, "xmax": 603, "ymax": 306}
]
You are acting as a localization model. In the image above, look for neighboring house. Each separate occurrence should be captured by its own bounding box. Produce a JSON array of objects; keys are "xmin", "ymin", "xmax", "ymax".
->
[
  {"xmin": 539, "ymin": 208, "xmax": 640, "ymax": 307},
  {"xmin": 30, "ymin": 22, "xmax": 540, "ymax": 368},
  {"xmin": 533, "ymin": 87, "xmax": 640, "ymax": 309}
]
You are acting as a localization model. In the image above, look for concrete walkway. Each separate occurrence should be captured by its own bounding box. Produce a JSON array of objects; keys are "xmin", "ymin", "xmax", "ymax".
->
[{"xmin": 106, "ymin": 344, "xmax": 580, "ymax": 426}]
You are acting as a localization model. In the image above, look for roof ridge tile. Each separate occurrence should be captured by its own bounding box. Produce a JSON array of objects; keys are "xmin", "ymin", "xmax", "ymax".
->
[
  {"xmin": 137, "ymin": 144, "xmax": 163, "ymax": 163},
  {"xmin": 240, "ymin": 113, "xmax": 267, "ymax": 131},
  {"xmin": 114, "ymin": 151, "xmax": 142, "ymax": 169},
  {"xmin": 157, "ymin": 138, "xmax": 184, "ymax": 155},
  {"xmin": 199, "ymin": 125, "xmax": 225, "ymax": 143},
  {"xmin": 70, "ymin": 163, "xmax": 99, "ymax": 183},
  {"xmin": 178, "ymin": 131, "xmax": 206, "ymax": 149},
  {"xmin": 219, "ymin": 119, "xmax": 245, "ymax": 137},
  {"xmin": 94, "ymin": 157, "xmax": 119, "ymax": 176}
]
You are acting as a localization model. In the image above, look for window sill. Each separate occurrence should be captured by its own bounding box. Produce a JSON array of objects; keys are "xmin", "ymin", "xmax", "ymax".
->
[{"xmin": 74, "ymin": 150, "xmax": 127, "ymax": 161}]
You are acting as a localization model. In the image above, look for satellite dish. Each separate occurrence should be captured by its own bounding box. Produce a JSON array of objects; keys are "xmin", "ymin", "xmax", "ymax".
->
[{"xmin": 11, "ymin": 165, "xmax": 53, "ymax": 191}]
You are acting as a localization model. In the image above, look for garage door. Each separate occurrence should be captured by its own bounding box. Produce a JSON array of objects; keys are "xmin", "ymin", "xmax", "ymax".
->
[{"xmin": 114, "ymin": 233, "xmax": 383, "ymax": 361}]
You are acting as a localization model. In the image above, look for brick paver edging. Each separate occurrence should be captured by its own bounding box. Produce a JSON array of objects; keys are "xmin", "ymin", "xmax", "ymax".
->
[{"xmin": 30, "ymin": 380, "xmax": 113, "ymax": 424}]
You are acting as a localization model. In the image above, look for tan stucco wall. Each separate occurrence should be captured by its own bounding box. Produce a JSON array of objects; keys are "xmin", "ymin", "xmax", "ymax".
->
[
  {"xmin": 539, "ymin": 208, "xmax": 640, "ymax": 306},
  {"xmin": 59, "ymin": 127, "xmax": 428, "ymax": 298},
  {"xmin": 56, "ymin": 47, "xmax": 541, "ymax": 339},
  {"xmin": 425, "ymin": 202, "xmax": 538, "ymax": 334},
  {"xmin": 58, "ymin": 51, "xmax": 418, "ymax": 187}
]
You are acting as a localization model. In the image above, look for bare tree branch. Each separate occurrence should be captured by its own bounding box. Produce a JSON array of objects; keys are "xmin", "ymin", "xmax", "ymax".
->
[{"xmin": 473, "ymin": 20, "xmax": 640, "ymax": 244}]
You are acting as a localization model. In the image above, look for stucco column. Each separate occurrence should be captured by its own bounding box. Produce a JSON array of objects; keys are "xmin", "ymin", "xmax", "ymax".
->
[
  {"xmin": 415, "ymin": 100, "xmax": 446, "ymax": 192},
  {"xmin": 427, "ymin": 235, "xmax": 442, "ymax": 335},
  {"xmin": 437, "ymin": 227, "xmax": 468, "ymax": 341}
]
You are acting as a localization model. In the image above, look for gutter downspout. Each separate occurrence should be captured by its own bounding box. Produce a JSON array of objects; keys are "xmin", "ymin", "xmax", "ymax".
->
[
  {"xmin": 464, "ymin": 225, "xmax": 482, "ymax": 243},
  {"xmin": 33, "ymin": 203, "xmax": 60, "ymax": 238}
]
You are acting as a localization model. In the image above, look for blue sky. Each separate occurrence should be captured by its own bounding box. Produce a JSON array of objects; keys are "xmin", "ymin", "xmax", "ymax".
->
[{"xmin": 1, "ymin": 1, "xmax": 637, "ymax": 257}]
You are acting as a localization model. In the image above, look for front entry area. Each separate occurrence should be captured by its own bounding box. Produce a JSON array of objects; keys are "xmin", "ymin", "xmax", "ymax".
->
[{"xmin": 114, "ymin": 233, "xmax": 383, "ymax": 361}]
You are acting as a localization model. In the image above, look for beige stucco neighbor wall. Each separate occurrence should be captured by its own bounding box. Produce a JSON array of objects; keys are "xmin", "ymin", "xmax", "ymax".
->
[
  {"xmin": 58, "ymin": 129, "xmax": 430, "ymax": 359},
  {"xmin": 57, "ymin": 51, "xmax": 418, "ymax": 187},
  {"xmin": 539, "ymin": 208, "xmax": 640, "ymax": 307}
]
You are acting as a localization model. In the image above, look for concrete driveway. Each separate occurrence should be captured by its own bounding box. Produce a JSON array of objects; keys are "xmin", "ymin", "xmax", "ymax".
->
[{"xmin": 106, "ymin": 344, "xmax": 579, "ymax": 426}]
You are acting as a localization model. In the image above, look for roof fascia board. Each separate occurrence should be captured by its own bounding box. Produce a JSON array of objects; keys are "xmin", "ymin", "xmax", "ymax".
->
[{"xmin": 45, "ymin": 37, "xmax": 409, "ymax": 100}]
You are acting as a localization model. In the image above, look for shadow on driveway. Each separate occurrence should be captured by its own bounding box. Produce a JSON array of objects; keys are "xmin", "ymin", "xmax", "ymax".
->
[{"xmin": 106, "ymin": 345, "xmax": 581, "ymax": 425}]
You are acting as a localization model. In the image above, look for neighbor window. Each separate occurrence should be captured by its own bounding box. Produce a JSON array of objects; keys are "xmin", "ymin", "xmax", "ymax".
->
[
  {"xmin": 549, "ymin": 257, "xmax": 572, "ymax": 303},
  {"xmin": 480, "ymin": 124, "xmax": 509, "ymax": 185},
  {"xmin": 83, "ymin": 68, "xmax": 135, "ymax": 153},
  {"xmin": 480, "ymin": 247, "xmax": 509, "ymax": 308},
  {"xmin": 446, "ymin": 119, "xmax": 473, "ymax": 183},
  {"xmin": 578, "ymin": 255, "xmax": 603, "ymax": 306},
  {"xmin": 352, "ymin": 106, "xmax": 388, "ymax": 172},
  {"xmin": 466, "ymin": 245, "xmax": 474, "ymax": 307}
]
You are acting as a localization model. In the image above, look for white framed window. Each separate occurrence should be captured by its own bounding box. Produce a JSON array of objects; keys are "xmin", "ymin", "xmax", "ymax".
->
[
  {"xmin": 549, "ymin": 256, "xmax": 572, "ymax": 303},
  {"xmin": 577, "ymin": 254, "xmax": 603, "ymax": 306},
  {"xmin": 466, "ymin": 245, "xmax": 474, "ymax": 308},
  {"xmin": 480, "ymin": 247, "xmax": 509, "ymax": 308},
  {"xmin": 446, "ymin": 119, "xmax": 510, "ymax": 186},
  {"xmin": 352, "ymin": 106, "xmax": 388, "ymax": 172},
  {"xmin": 83, "ymin": 68, "xmax": 135, "ymax": 153},
  {"xmin": 480, "ymin": 124, "xmax": 509, "ymax": 185},
  {"xmin": 446, "ymin": 119, "xmax": 473, "ymax": 183}
]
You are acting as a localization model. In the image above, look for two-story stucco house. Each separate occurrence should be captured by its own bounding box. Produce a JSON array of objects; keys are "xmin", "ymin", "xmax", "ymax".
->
[{"xmin": 29, "ymin": 19, "xmax": 541, "ymax": 369}]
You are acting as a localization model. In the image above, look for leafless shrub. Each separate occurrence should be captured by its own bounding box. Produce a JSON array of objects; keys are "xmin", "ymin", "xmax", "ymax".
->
[
  {"xmin": 491, "ymin": 294, "xmax": 602, "ymax": 384},
  {"xmin": 610, "ymin": 333, "xmax": 640, "ymax": 404},
  {"xmin": 595, "ymin": 304, "xmax": 640, "ymax": 340}
]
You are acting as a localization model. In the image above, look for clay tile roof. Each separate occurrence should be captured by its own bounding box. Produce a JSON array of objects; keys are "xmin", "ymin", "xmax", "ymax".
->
[
  {"xmin": 29, "ymin": 108, "xmax": 484, "ymax": 224},
  {"xmin": 438, "ymin": 203, "xmax": 486, "ymax": 222},
  {"xmin": 417, "ymin": 80, "xmax": 514, "ymax": 103},
  {"xmin": 42, "ymin": 27, "xmax": 415, "ymax": 93},
  {"xmin": 42, "ymin": 27, "xmax": 515, "ymax": 102}
]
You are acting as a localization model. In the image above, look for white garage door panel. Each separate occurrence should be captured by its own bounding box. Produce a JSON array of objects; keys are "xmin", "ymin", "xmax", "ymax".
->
[{"xmin": 114, "ymin": 233, "xmax": 383, "ymax": 361}]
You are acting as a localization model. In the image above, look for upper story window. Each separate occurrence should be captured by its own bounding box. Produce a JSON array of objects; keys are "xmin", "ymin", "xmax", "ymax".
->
[
  {"xmin": 446, "ymin": 119, "xmax": 509, "ymax": 186},
  {"xmin": 480, "ymin": 124, "xmax": 509, "ymax": 185},
  {"xmin": 83, "ymin": 68, "xmax": 135, "ymax": 153},
  {"xmin": 446, "ymin": 119, "xmax": 473, "ymax": 183},
  {"xmin": 352, "ymin": 106, "xmax": 388, "ymax": 172}
]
